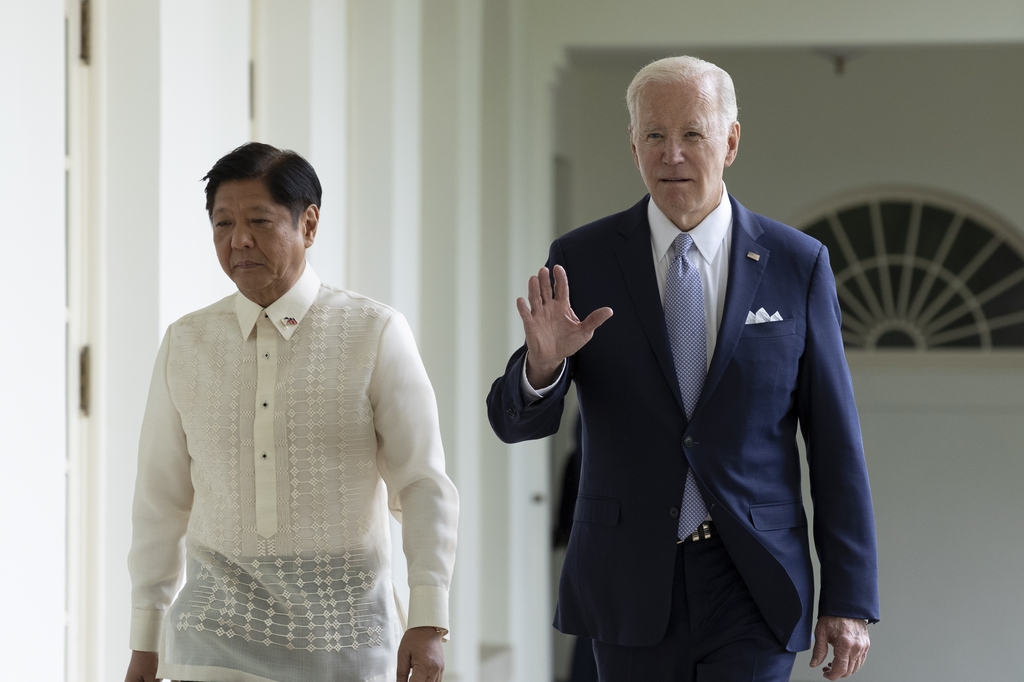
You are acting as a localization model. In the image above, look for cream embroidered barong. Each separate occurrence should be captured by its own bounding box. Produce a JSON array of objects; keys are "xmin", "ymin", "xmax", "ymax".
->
[{"xmin": 128, "ymin": 265, "xmax": 458, "ymax": 682}]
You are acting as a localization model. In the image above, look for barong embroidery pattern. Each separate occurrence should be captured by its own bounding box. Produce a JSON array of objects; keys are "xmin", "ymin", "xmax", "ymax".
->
[{"xmin": 168, "ymin": 303, "xmax": 388, "ymax": 651}]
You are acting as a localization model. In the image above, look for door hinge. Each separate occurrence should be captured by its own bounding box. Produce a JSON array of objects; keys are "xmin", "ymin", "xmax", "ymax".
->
[
  {"xmin": 79, "ymin": 0, "xmax": 91, "ymax": 65},
  {"xmin": 79, "ymin": 345, "xmax": 91, "ymax": 416}
]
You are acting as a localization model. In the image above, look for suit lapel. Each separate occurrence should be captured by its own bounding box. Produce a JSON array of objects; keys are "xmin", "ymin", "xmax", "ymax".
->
[
  {"xmin": 613, "ymin": 197, "xmax": 686, "ymax": 415},
  {"xmin": 693, "ymin": 197, "xmax": 769, "ymax": 419}
]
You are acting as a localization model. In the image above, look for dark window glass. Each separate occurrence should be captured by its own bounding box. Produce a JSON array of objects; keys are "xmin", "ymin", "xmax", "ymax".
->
[
  {"xmin": 800, "ymin": 196, "xmax": 1024, "ymax": 350},
  {"xmin": 837, "ymin": 206, "xmax": 875, "ymax": 262}
]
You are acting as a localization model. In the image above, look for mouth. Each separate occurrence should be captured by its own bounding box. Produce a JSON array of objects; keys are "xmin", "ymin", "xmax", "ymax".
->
[
  {"xmin": 659, "ymin": 178, "xmax": 692, "ymax": 184},
  {"xmin": 233, "ymin": 260, "xmax": 263, "ymax": 270}
]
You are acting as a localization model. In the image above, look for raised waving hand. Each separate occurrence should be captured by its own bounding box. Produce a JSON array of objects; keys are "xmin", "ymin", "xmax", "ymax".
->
[{"xmin": 517, "ymin": 265, "xmax": 613, "ymax": 388}]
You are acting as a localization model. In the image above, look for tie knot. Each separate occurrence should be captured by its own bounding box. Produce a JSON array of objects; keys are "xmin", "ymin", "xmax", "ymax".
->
[{"xmin": 674, "ymin": 232, "xmax": 695, "ymax": 260}]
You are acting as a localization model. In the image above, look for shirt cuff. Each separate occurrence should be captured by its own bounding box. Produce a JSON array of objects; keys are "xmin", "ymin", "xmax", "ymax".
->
[
  {"xmin": 129, "ymin": 608, "xmax": 164, "ymax": 652},
  {"xmin": 406, "ymin": 585, "xmax": 450, "ymax": 641},
  {"xmin": 519, "ymin": 352, "xmax": 566, "ymax": 404}
]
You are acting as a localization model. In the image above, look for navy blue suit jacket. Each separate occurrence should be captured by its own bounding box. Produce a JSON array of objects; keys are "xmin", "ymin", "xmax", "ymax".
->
[{"xmin": 487, "ymin": 195, "xmax": 879, "ymax": 652}]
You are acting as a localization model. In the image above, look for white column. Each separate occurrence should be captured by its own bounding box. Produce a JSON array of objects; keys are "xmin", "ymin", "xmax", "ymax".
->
[
  {"xmin": 252, "ymin": 0, "xmax": 349, "ymax": 289},
  {"xmin": 0, "ymin": 1, "xmax": 66, "ymax": 679},
  {"xmin": 347, "ymin": 0, "xmax": 423, "ymax": 335},
  {"xmin": 158, "ymin": 0, "xmax": 249, "ymax": 331},
  {"xmin": 93, "ymin": 0, "xmax": 162, "ymax": 678},
  {"xmin": 478, "ymin": 0, "xmax": 514, "ymax": 651},
  {"xmin": 505, "ymin": 1, "xmax": 555, "ymax": 680},
  {"xmin": 419, "ymin": 1, "xmax": 484, "ymax": 679}
]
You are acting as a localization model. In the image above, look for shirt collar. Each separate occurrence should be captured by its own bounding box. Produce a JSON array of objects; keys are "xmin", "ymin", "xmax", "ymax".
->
[
  {"xmin": 649, "ymin": 183, "xmax": 733, "ymax": 265},
  {"xmin": 234, "ymin": 262, "xmax": 321, "ymax": 340}
]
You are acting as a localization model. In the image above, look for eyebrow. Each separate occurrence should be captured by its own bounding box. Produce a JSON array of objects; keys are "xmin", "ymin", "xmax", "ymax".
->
[{"xmin": 212, "ymin": 204, "xmax": 275, "ymax": 215}]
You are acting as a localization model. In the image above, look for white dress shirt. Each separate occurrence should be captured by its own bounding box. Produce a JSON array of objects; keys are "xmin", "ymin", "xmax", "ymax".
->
[
  {"xmin": 128, "ymin": 264, "xmax": 459, "ymax": 682},
  {"xmin": 523, "ymin": 185, "xmax": 733, "ymax": 398}
]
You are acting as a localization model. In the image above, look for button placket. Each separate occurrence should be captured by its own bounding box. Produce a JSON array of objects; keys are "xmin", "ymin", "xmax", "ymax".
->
[{"xmin": 253, "ymin": 313, "xmax": 279, "ymax": 538}]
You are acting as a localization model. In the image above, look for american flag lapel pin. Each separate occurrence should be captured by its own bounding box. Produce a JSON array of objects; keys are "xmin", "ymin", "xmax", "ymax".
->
[
  {"xmin": 746, "ymin": 251, "xmax": 761, "ymax": 262},
  {"xmin": 283, "ymin": 317, "xmax": 298, "ymax": 326}
]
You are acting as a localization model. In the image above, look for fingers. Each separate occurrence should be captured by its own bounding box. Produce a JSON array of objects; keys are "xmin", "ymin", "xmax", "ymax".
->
[
  {"xmin": 541, "ymin": 266, "xmax": 555, "ymax": 302},
  {"xmin": 824, "ymin": 650, "xmax": 851, "ymax": 680},
  {"xmin": 397, "ymin": 653, "xmax": 411, "ymax": 682},
  {"xmin": 516, "ymin": 297, "xmax": 531, "ymax": 324},
  {"xmin": 527, "ymin": 273, "xmax": 543, "ymax": 312},
  {"xmin": 812, "ymin": 617, "xmax": 869, "ymax": 679},
  {"xmin": 809, "ymin": 631, "xmax": 828, "ymax": 667},
  {"xmin": 525, "ymin": 267, "xmax": 556, "ymax": 314},
  {"xmin": 552, "ymin": 264, "xmax": 568, "ymax": 302}
]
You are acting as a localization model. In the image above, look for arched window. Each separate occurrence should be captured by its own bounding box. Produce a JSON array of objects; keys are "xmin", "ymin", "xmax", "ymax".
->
[{"xmin": 797, "ymin": 188, "xmax": 1024, "ymax": 350}]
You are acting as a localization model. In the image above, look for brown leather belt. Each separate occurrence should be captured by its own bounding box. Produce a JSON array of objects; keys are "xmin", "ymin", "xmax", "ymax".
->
[{"xmin": 678, "ymin": 520, "xmax": 715, "ymax": 544}]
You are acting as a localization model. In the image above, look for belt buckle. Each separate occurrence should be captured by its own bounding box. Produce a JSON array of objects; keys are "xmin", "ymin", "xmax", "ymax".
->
[{"xmin": 678, "ymin": 521, "xmax": 714, "ymax": 544}]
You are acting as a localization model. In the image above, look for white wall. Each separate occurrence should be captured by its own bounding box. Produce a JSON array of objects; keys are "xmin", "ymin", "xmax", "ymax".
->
[
  {"xmin": 0, "ymin": 1, "xmax": 67, "ymax": 679},
  {"xmin": 794, "ymin": 358, "xmax": 1024, "ymax": 681},
  {"xmin": 555, "ymin": 46, "xmax": 1024, "ymax": 236}
]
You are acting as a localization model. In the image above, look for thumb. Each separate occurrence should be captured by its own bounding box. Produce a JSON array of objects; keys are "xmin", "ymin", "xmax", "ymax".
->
[
  {"xmin": 580, "ymin": 307, "xmax": 614, "ymax": 333},
  {"xmin": 809, "ymin": 632, "xmax": 829, "ymax": 667}
]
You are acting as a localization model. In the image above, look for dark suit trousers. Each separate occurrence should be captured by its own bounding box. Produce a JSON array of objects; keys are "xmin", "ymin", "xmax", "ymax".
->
[{"xmin": 591, "ymin": 536, "xmax": 796, "ymax": 682}]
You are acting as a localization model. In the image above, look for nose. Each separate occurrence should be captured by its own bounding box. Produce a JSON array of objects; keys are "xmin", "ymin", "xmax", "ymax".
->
[
  {"xmin": 230, "ymin": 222, "xmax": 255, "ymax": 249},
  {"xmin": 663, "ymin": 137, "xmax": 685, "ymax": 165}
]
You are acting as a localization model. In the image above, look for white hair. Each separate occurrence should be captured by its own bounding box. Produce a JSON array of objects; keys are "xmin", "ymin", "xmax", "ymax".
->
[{"xmin": 626, "ymin": 56, "xmax": 738, "ymax": 136}]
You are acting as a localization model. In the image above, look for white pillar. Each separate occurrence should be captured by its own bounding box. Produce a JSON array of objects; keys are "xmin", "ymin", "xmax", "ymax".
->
[
  {"xmin": 478, "ymin": 0, "xmax": 514, "ymax": 651},
  {"xmin": 346, "ymin": 0, "xmax": 423, "ymax": 334},
  {"xmin": 92, "ymin": 4, "xmax": 251, "ymax": 679},
  {"xmin": 505, "ymin": 1, "xmax": 555, "ymax": 680},
  {"xmin": 158, "ymin": 0, "xmax": 249, "ymax": 331},
  {"xmin": 0, "ymin": 2, "xmax": 67, "ymax": 679},
  {"xmin": 419, "ymin": 0, "xmax": 485, "ymax": 680},
  {"xmin": 93, "ymin": 1, "xmax": 162, "ymax": 678},
  {"xmin": 252, "ymin": 0, "xmax": 349, "ymax": 289}
]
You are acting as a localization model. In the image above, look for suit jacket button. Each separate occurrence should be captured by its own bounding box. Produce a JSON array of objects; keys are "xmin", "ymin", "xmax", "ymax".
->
[
  {"xmin": 683, "ymin": 436, "xmax": 694, "ymax": 448},
  {"xmin": 669, "ymin": 507, "xmax": 679, "ymax": 518},
  {"xmin": 507, "ymin": 407, "xmax": 517, "ymax": 418}
]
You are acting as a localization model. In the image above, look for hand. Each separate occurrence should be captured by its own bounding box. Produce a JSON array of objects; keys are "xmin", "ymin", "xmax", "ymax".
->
[
  {"xmin": 809, "ymin": 616, "xmax": 870, "ymax": 679},
  {"xmin": 124, "ymin": 650, "xmax": 159, "ymax": 682},
  {"xmin": 517, "ymin": 265, "xmax": 613, "ymax": 388},
  {"xmin": 396, "ymin": 626, "xmax": 445, "ymax": 682}
]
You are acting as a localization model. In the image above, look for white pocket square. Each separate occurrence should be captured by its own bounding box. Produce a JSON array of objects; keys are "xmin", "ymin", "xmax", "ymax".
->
[{"xmin": 745, "ymin": 308, "xmax": 783, "ymax": 324}]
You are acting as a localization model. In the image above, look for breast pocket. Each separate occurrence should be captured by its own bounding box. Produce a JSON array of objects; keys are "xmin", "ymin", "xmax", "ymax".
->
[{"xmin": 740, "ymin": 319, "xmax": 797, "ymax": 339}]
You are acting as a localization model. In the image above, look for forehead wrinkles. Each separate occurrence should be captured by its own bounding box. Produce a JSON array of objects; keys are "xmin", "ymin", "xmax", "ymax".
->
[{"xmin": 635, "ymin": 79, "xmax": 721, "ymax": 133}]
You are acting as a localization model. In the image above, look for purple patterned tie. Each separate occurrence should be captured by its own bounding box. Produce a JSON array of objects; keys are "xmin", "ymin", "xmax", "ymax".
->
[{"xmin": 664, "ymin": 232, "xmax": 709, "ymax": 539}]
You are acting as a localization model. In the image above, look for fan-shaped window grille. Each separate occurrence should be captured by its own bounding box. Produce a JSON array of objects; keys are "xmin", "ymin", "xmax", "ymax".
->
[{"xmin": 798, "ymin": 189, "xmax": 1024, "ymax": 350}]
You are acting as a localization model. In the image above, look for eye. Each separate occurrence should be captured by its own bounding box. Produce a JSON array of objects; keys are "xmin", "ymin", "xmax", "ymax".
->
[
  {"xmin": 214, "ymin": 220, "xmax": 232, "ymax": 229},
  {"xmin": 647, "ymin": 132, "xmax": 663, "ymax": 140}
]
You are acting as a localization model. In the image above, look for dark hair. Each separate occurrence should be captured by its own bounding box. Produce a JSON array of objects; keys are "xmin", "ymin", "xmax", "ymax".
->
[{"xmin": 202, "ymin": 142, "xmax": 322, "ymax": 223}]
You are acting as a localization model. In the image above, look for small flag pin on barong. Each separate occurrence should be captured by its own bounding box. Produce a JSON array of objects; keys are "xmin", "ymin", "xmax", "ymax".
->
[{"xmin": 283, "ymin": 317, "xmax": 298, "ymax": 326}]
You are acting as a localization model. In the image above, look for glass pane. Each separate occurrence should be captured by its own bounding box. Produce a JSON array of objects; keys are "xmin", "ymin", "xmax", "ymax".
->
[
  {"xmin": 837, "ymin": 206, "xmax": 874, "ymax": 262},
  {"xmin": 981, "ymin": 279, "xmax": 1024, "ymax": 319},
  {"xmin": 967, "ymin": 243, "xmax": 1024, "ymax": 295},
  {"xmin": 992, "ymin": 322, "xmax": 1024, "ymax": 347},
  {"xmin": 943, "ymin": 218, "xmax": 991, "ymax": 275},
  {"xmin": 916, "ymin": 206, "xmax": 955, "ymax": 261},
  {"xmin": 879, "ymin": 201, "xmax": 912, "ymax": 256},
  {"xmin": 876, "ymin": 329, "xmax": 917, "ymax": 348}
]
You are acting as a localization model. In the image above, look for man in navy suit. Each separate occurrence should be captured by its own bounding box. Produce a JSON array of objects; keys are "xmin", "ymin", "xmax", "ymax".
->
[{"xmin": 487, "ymin": 56, "xmax": 878, "ymax": 681}]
